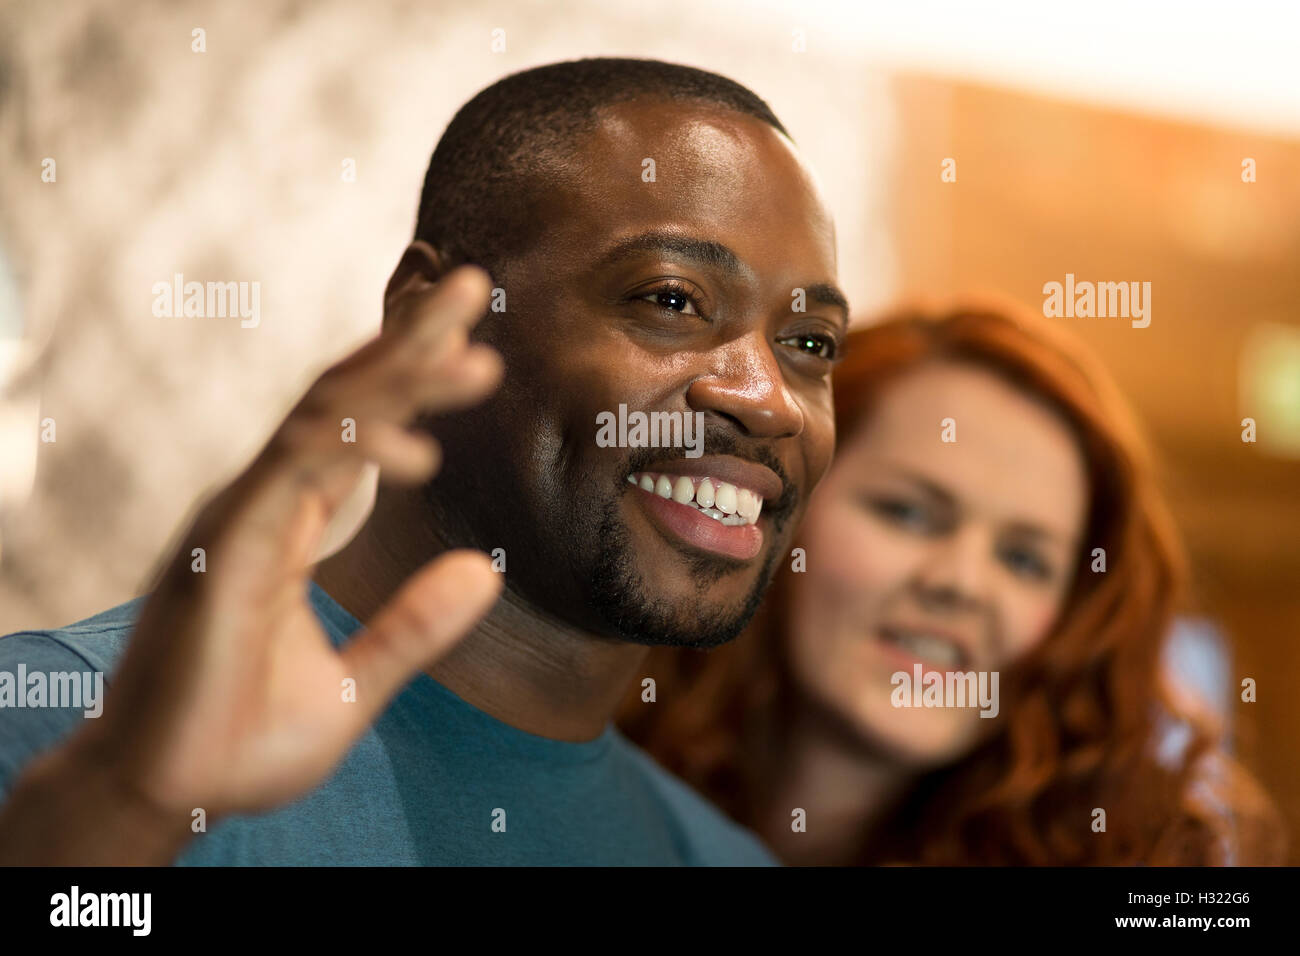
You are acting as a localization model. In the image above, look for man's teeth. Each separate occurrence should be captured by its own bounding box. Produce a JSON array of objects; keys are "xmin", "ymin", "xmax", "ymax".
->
[
  {"xmin": 627, "ymin": 472, "xmax": 764, "ymax": 526},
  {"xmin": 715, "ymin": 482, "xmax": 737, "ymax": 514},
  {"xmin": 881, "ymin": 627, "xmax": 965, "ymax": 667},
  {"xmin": 696, "ymin": 478, "xmax": 715, "ymax": 509}
]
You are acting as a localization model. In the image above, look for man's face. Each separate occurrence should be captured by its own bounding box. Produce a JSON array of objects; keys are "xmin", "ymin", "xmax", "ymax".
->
[{"xmin": 429, "ymin": 98, "xmax": 845, "ymax": 647}]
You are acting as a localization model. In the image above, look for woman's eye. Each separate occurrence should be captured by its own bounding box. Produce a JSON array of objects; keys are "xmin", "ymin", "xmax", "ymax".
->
[
  {"xmin": 779, "ymin": 333, "xmax": 838, "ymax": 360},
  {"xmin": 999, "ymin": 545, "xmax": 1051, "ymax": 582},
  {"xmin": 641, "ymin": 288, "xmax": 699, "ymax": 315},
  {"xmin": 871, "ymin": 497, "xmax": 930, "ymax": 531}
]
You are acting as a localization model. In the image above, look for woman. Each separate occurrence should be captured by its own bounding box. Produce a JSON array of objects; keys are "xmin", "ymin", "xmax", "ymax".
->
[{"xmin": 618, "ymin": 301, "xmax": 1284, "ymax": 865}]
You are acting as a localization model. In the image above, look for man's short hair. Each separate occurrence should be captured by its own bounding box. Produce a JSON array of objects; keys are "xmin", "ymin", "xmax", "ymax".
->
[{"xmin": 414, "ymin": 57, "xmax": 791, "ymax": 279}]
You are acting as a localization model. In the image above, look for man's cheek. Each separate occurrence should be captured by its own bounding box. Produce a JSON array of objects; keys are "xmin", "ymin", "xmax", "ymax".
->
[{"xmin": 804, "ymin": 421, "xmax": 836, "ymax": 491}]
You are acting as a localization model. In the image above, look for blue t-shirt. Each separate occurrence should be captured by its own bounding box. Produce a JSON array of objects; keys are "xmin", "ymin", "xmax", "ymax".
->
[{"xmin": 0, "ymin": 582, "xmax": 777, "ymax": 866}]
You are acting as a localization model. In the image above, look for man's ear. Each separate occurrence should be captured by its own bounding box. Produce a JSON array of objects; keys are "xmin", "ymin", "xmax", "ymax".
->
[{"xmin": 383, "ymin": 240, "xmax": 450, "ymax": 316}]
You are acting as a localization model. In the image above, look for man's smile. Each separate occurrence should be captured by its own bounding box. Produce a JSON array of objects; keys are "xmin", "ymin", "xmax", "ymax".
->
[
  {"xmin": 623, "ymin": 454, "xmax": 783, "ymax": 561},
  {"xmin": 628, "ymin": 472, "xmax": 764, "ymax": 525}
]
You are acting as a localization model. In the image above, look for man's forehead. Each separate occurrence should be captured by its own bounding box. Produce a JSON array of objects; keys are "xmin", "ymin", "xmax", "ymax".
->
[
  {"xmin": 578, "ymin": 98, "xmax": 817, "ymax": 202},
  {"xmin": 526, "ymin": 100, "xmax": 838, "ymax": 287},
  {"xmin": 589, "ymin": 99, "xmax": 777, "ymax": 168}
]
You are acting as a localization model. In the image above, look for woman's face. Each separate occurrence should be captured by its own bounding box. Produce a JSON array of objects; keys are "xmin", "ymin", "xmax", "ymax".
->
[{"xmin": 786, "ymin": 360, "xmax": 1090, "ymax": 767}]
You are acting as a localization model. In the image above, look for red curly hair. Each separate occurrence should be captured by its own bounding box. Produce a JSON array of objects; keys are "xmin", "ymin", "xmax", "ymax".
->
[{"xmin": 617, "ymin": 301, "xmax": 1284, "ymax": 865}]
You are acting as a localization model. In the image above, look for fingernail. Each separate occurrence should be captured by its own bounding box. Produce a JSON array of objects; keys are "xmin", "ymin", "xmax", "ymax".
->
[{"xmin": 449, "ymin": 267, "xmax": 491, "ymax": 308}]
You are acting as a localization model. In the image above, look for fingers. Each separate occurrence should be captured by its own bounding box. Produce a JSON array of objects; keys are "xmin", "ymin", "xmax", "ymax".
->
[
  {"xmin": 339, "ymin": 550, "xmax": 503, "ymax": 726},
  {"xmin": 267, "ymin": 415, "xmax": 442, "ymax": 487},
  {"xmin": 299, "ymin": 265, "xmax": 502, "ymax": 437},
  {"xmin": 343, "ymin": 420, "xmax": 441, "ymax": 485},
  {"xmin": 365, "ymin": 264, "xmax": 494, "ymax": 366},
  {"xmin": 309, "ymin": 341, "xmax": 503, "ymax": 431},
  {"xmin": 400, "ymin": 269, "xmax": 488, "ymax": 343},
  {"xmin": 196, "ymin": 265, "xmax": 504, "ymax": 582}
]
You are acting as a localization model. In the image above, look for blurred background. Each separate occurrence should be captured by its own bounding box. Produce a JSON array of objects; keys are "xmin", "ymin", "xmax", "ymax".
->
[{"xmin": 1, "ymin": 0, "xmax": 1297, "ymax": 858}]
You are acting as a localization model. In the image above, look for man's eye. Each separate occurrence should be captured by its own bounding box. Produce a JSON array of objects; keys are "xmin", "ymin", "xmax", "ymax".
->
[
  {"xmin": 640, "ymin": 288, "xmax": 699, "ymax": 316},
  {"xmin": 779, "ymin": 333, "xmax": 838, "ymax": 360}
]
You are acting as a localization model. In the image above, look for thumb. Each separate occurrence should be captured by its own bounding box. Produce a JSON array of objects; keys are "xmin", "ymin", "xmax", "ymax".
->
[{"xmin": 339, "ymin": 549, "xmax": 502, "ymax": 724}]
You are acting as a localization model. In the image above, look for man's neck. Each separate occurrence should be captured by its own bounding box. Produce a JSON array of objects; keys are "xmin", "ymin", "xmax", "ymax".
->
[{"xmin": 313, "ymin": 489, "xmax": 649, "ymax": 743}]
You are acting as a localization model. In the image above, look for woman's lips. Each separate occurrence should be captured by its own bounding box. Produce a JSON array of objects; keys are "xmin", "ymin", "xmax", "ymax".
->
[
  {"xmin": 630, "ymin": 482, "xmax": 764, "ymax": 561},
  {"xmin": 871, "ymin": 635, "xmax": 947, "ymax": 673},
  {"xmin": 871, "ymin": 624, "xmax": 974, "ymax": 670}
]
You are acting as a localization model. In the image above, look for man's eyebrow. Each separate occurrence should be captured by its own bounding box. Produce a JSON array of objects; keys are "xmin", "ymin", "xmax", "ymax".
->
[
  {"xmin": 804, "ymin": 282, "xmax": 850, "ymax": 330},
  {"xmin": 594, "ymin": 230, "xmax": 850, "ymax": 328},
  {"xmin": 594, "ymin": 231, "xmax": 752, "ymax": 279}
]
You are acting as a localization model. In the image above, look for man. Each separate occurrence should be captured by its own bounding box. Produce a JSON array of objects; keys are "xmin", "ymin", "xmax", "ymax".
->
[{"xmin": 0, "ymin": 58, "xmax": 848, "ymax": 864}]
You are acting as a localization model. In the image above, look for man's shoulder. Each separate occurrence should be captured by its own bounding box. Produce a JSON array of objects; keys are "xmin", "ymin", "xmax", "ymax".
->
[
  {"xmin": 0, "ymin": 595, "xmax": 148, "ymax": 674},
  {"xmin": 0, "ymin": 596, "xmax": 149, "ymax": 798},
  {"xmin": 610, "ymin": 729, "xmax": 779, "ymax": 866}
]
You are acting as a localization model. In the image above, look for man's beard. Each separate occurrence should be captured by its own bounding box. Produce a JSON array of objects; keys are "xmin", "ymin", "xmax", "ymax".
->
[
  {"xmin": 422, "ymin": 470, "xmax": 781, "ymax": 647},
  {"xmin": 420, "ymin": 418, "xmax": 797, "ymax": 648},
  {"xmin": 585, "ymin": 491, "xmax": 784, "ymax": 649},
  {"xmin": 583, "ymin": 428, "xmax": 799, "ymax": 648}
]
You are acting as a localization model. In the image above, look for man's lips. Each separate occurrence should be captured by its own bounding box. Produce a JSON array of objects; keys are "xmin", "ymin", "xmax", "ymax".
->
[
  {"xmin": 630, "ymin": 483, "xmax": 765, "ymax": 561},
  {"xmin": 621, "ymin": 455, "xmax": 787, "ymax": 562}
]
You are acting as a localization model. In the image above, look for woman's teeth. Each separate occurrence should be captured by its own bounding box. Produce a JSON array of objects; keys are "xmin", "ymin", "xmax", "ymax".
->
[
  {"xmin": 880, "ymin": 627, "xmax": 966, "ymax": 667},
  {"xmin": 628, "ymin": 472, "xmax": 764, "ymax": 526}
]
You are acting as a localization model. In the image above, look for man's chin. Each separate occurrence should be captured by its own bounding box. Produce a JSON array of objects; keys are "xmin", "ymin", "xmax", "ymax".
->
[
  {"xmin": 572, "ymin": 491, "xmax": 782, "ymax": 646},
  {"xmin": 593, "ymin": 598, "xmax": 757, "ymax": 649},
  {"xmin": 590, "ymin": 539, "xmax": 778, "ymax": 648}
]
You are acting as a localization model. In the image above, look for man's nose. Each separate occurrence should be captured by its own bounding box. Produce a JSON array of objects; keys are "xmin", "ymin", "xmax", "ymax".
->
[
  {"xmin": 684, "ymin": 332, "xmax": 804, "ymax": 439},
  {"xmin": 914, "ymin": 523, "xmax": 992, "ymax": 613}
]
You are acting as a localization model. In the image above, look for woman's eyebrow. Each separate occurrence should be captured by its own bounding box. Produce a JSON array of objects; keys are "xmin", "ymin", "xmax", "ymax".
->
[
  {"xmin": 873, "ymin": 461, "xmax": 954, "ymax": 504},
  {"xmin": 1001, "ymin": 520, "xmax": 1074, "ymax": 546},
  {"xmin": 872, "ymin": 462, "xmax": 1076, "ymax": 540}
]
